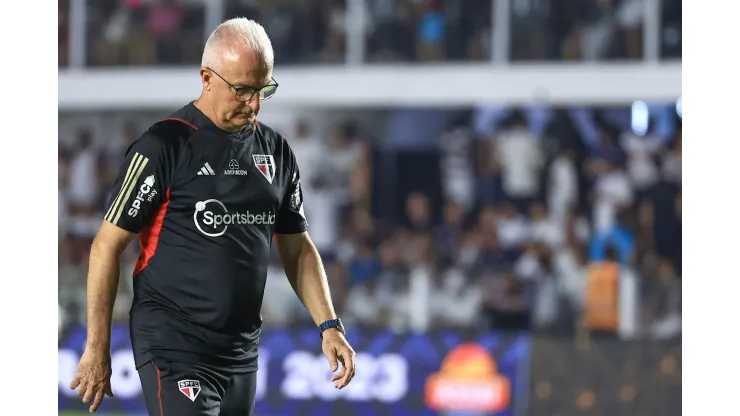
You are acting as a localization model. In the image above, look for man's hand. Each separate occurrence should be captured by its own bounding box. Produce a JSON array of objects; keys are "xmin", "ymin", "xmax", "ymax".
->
[
  {"xmin": 322, "ymin": 329, "xmax": 356, "ymax": 389},
  {"xmin": 69, "ymin": 349, "xmax": 115, "ymax": 413}
]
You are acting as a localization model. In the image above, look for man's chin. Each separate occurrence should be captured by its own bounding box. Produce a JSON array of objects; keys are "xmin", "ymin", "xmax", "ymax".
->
[{"xmin": 229, "ymin": 116, "xmax": 256, "ymax": 129}]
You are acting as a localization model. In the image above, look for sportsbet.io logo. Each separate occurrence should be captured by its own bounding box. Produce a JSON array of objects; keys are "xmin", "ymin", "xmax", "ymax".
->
[{"xmin": 193, "ymin": 199, "xmax": 275, "ymax": 237}]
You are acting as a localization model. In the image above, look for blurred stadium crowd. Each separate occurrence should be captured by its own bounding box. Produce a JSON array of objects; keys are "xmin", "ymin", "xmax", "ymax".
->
[
  {"xmin": 58, "ymin": 0, "xmax": 681, "ymax": 341},
  {"xmin": 58, "ymin": 0, "xmax": 682, "ymax": 67},
  {"xmin": 59, "ymin": 104, "xmax": 682, "ymax": 341}
]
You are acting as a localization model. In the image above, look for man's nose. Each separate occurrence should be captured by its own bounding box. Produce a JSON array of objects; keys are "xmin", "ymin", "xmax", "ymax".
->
[{"xmin": 246, "ymin": 95, "xmax": 261, "ymax": 114}]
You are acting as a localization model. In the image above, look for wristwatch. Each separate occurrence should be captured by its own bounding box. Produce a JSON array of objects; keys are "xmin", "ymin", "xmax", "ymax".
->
[{"xmin": 319, "ymin": 319, "xmax": 346, "ymax": 338}]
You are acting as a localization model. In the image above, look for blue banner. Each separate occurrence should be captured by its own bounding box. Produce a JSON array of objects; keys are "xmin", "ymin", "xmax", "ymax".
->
[{"xmin": 59, "ymin": 324, "xmax": 531, "ymax": 416}]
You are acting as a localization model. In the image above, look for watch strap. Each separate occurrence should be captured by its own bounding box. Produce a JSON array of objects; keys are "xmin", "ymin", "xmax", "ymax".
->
[{"xmin": 319, "ymin": 319, "xmax": 344, "ymax": 338}]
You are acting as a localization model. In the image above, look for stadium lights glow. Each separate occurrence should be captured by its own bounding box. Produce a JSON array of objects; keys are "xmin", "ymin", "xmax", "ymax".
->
[
  {"xmin": 676, "ymin": 96, "xmax": 682, "ymax": 119},
  {"xmin": 631, "ymin": 101, "xmax": 649, "ymax": 136}
]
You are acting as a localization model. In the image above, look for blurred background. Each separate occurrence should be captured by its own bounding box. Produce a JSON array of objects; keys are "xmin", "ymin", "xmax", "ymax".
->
[{"xmin": 58, "ymin": 0, "xmax": 681, "ymax": 415}]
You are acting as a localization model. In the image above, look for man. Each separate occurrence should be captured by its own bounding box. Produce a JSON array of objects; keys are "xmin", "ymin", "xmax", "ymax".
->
[{"xmin": 69, "ymin": 18, "xmax": 356, "ymax": 415}]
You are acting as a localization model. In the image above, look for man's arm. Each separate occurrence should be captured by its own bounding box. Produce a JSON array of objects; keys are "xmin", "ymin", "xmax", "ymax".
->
[
  {"xmin": 273, "ymin": 144, "xmax": 333, "ymax": 322},
  {"xmin": 276, "ymin": 232, "xmax": 337, "ymax": 326},
  {"xmin": 71, "ymin": 127, "xmax": 178, "ymax": 412},
  {"xmin": 273, "ymin": 142, "xmax": 355, "ymax": 389},
  {"xmin": 86, "ymin": 222, "xmax": 137, "ymax": 353},
  {"xmin": 276, "ymin": 231, "xmax": 355, "ymax": 389}
]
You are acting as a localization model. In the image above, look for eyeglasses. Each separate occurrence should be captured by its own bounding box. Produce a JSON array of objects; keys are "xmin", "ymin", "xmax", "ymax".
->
[{"xmin": 207, "ymin": 67, "xmax": 278, "ymax": 102}]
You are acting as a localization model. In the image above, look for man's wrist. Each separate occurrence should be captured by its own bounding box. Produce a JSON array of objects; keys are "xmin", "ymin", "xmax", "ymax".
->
[
  {"xmin": 322, "ymin": 327, "xmax": 343, "ymax": 337},
  {"xmin": 319, "ymin": 318, "xmax": 345, "ymax": 338},
  {"xmin": 85, "ymin": 334, "xmax": 111, "ymax": 354}
]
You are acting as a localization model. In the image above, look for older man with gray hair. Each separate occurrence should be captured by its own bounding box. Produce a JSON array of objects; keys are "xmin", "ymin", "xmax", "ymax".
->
[{"xmin": 69, "ymin": 18, "xmax": 356, "ymax": 416}]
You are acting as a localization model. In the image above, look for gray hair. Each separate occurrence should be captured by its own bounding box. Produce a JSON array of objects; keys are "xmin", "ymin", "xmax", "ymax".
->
[{"xmin": 201, "ymin": 17, "xmax": 274, "ymax": 68}]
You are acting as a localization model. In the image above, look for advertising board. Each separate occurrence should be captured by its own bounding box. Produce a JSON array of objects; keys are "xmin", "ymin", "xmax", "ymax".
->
[{"xmin": 59, "ymin": 325, "xmax": 531, "ymax": 416}]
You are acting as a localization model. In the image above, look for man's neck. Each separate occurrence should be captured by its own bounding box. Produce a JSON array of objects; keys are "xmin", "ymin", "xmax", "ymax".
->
[{"xmin": 193, "ymin": 97, "xmax": 240, "ymax": 133}]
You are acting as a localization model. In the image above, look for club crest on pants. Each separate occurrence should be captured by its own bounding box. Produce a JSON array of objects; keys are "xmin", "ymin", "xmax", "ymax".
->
[{"xmin": 178, "ymin": 380, "xmax": 201, "ymax": 402}]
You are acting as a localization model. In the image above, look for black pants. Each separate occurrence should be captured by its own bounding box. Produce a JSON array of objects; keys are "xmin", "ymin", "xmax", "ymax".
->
[{"xmin": 138, "ymin": 359, "xmax": 257, "ymax": 416}]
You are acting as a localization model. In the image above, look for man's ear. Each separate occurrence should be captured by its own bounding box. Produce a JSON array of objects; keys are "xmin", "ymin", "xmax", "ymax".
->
[{"xmin": 200, "ymin": 68, "xmax": 212, "ymax": 90}]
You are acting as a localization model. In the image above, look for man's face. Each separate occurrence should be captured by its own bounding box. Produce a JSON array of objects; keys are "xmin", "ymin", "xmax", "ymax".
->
[
  {"xmin": 202, "ymin": 46, "xmax": 273, "ymax": 132},
  {"xmin": 406, "ymin": 194, "xmax": 430, "ymax": 225},
  {"xmin": 443, "ymin": 201, "xmax": 462, "ymax": 225}
]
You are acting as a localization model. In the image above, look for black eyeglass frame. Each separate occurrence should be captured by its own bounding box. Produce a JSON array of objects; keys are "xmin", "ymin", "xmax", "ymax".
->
[{"xmin": 206, "ymin": 67, "xmax": 279, "ymax": 102}]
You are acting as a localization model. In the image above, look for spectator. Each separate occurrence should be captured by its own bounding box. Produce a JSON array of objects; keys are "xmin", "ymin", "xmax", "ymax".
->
[
  {"xmin": 480, "ymin": 272, "xmax": 530, "ymax": 330},
  {"xmin": 59, "ymin": 235, "xmax": 87, "ymax": 326},
  {"xmin": 316, "ymin": 122, "xmax": 363, "ymax": 206},
  {"xmin": 590, "ymin": 127, "xmax": 626, "ymax": 167},
  {"xmin": 476, "ymin": 131, "xmax": 504, "ymax": 205},
  {"xmin": 529, "ymin": 202, "xmax": 563, "ymax": 248},
  {"xmin": 591, "ymin": 160, "xmax": 633, "ymax": 233},
  {"xmin": 289, "ymin": 119, "xmax": 339, "ymax": 249},
  {"xmin": 148, "ymin": 0, "xmax": 185, "ymax": 64},
  {"xmin": 496, "ymin": 202, "xmax": 530, "ymax": 249},
  {"xmin": 405, "ymin": 192, "xmax": 433, "ymax": 234},
  {"xmin": 531, "ymin": 255, "xmax": 560, "ymax": 330},
  {"xmin": 583, "ymin": 245, "xmax": 620, "ymax": 333},
  {"xmin": 262, "ymin": 262, "xmax": 307, "ymax": 327},
  {"xmin": 495, "ymin": 110, "xmax": 543, "ymax": 210},
  {"xmin": 59, "ymin": 148, "xmax": 71, "ymax": 238},
  {"xmin": 618, "ymin": 253, "xmax": 640, "ymax": 340},
  {"xmin": 345, "ymin": 277, "xmax": 383, "ymax": 326},
  {"xmin": 554, "ymin": 241, "xmax": 587, "ymax": 313},
  {"xmin": 547, "ymin": 149, "xmax": 579, "ymax": 222},
  {"xmin": 290, "ymin": 120, "xmax": 324, "ymax": 192},
  {"xmin": 391, "ymin": 247, "xmax": 434, "ymax": 334},
  {"xmin": 416, "ymin": 0, "xmax": 446, "ymax": 61},
  {"xmin": 67, "ymin": 129, "xmax": 101, "ymax": 211},
  {"xmin": 59, "ymin": 0, "xmax": 70, "ymax": 67},
  {"xmin": 94, "ymin": 5, "xmax": 131, "ymax": 66},
  {"xmin": 435, "ymin": 200, "xmax": 465, "ymax": 262},
  {"xmin": 366, "ymin": 0, "xmax": 413, "ymax": 61},
  {"xmin": 589, "ymin": 210, "xmax": 635, "ymax": 265},
  {"xmin": 431, "ymin": 267, "xmax": 481, "ymax": 329},
  {"xmin": 648, "ymin": 259, "xmax": 682, "ymax": 339},
  {"xmin": 661, "ymin": 123, "xmax": 682, "ymax": 184},
  {"xmin": 319, "ymin": 0, "xmax": 348, "ymax": 62},
  {"xmin": 439, "ymin": 124, "xmax": 476, "ymax": 210},
  {"xmin": 644, "ymin": 159, "xmax": 682, "ymax": 272},
  {"xmin": 108, "ymin": 121, "xmax": 141, "ymax": 163},
  {"xmin": 621, "ymin": 121, "xmax": 662, "ymax": 194}
]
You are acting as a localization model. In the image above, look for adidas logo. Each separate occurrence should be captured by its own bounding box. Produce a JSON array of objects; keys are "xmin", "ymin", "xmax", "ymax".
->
[{"xmin": 197, "ymin": 162, "xmax": 216, "ymax": 176}]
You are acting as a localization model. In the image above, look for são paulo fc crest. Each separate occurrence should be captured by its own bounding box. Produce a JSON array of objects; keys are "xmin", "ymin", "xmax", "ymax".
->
[
  {"xmin": 253, "ymin": 154, "xmax": 276, "ymax": 184},
  {"xmin": 178, "ymin": 380, "xmax": 201, "ymax": 402}
]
